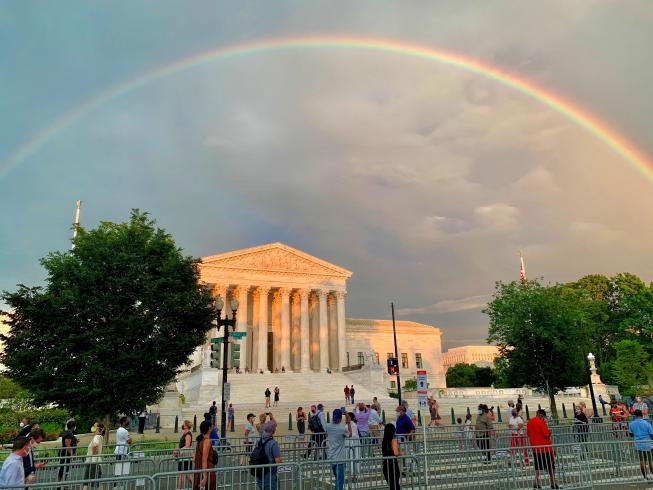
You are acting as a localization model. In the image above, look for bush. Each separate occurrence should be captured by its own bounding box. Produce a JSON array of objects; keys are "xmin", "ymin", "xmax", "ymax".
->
[
  {"xmin": 0, "ymin": 407, "xmax": 70, "ymax": 443},
  {"xmin": 404, "ymin": 378, "xmax": 417, "ymax": 391}
]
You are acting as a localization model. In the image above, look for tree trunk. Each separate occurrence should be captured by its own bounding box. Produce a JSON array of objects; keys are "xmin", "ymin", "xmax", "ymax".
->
[
  {"xmin": 546, "ymin": 381, "xmax": 559, "ymax": 419},
  {"xmin": 103, "ymin": 414, "xmax": 111, "ymax": 445}
]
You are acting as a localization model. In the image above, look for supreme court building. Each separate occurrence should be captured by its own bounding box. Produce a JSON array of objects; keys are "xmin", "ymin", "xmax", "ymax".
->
[{"xmin": 183, "ymin": 243, "xmax": 446, "ymax": 399}]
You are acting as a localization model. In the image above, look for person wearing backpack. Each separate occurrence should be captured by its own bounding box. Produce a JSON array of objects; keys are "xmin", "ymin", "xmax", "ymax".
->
[
  {"xmin": 250, "ymin": 420, "xmax": 281, "ymax": 490},
  {"xmin": 305, "ymin": 404, "xmax": 326, "ymax": 460}
]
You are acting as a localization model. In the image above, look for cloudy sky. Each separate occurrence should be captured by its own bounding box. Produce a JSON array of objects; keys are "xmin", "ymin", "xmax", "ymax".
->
[{"xmin": 1, "ymin": 1, "xmax": 652, "ymax": 349}]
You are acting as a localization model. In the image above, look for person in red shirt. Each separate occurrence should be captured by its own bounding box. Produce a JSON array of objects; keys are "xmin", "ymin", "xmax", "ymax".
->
[{"xmin": 527, "ymin": 409, "xmax": 559, "ymax": 489}]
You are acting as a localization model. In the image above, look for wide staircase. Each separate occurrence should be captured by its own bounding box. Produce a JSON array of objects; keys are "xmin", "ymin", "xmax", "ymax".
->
[{"xmin": 183, "ymin": 371, "xmax": 393, "ymax": 421}]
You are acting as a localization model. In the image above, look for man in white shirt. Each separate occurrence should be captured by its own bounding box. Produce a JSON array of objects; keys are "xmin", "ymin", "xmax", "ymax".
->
[
  {"xmin": 0, "ymin": 436, "xmax": 30, "ymax": 488},
  {"xmin": 114, "ymin": 416, "xmax": 133, "ymax": 476}
]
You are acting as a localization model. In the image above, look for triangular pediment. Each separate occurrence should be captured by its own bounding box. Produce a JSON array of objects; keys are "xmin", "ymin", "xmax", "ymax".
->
[{"xmin": 201, "ymin": 243, "xmax": 352, "ymax": 278}]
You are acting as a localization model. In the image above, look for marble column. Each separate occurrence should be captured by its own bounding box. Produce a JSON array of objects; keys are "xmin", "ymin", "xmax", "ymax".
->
[
  {"xmin": 318, "ymin": 290, "xmax": 329, "ymax": 370},
  {"xmin": 279, "ymin": 288, "xmax": 291, "ymax": 371},
  {"xmin": 257, "ymin": 286, "xmax": 270, "ymax": 373},
  {"xmin": 336, "ymin": 291, "xmax": 347, "ymax": 370},
  {"xmin": 299, "ymin": 289, "xmax": 310, "ymax": 372},
  {"xmin": 235, "ymin": 285, "xmax": 249, "ymax": 371}
]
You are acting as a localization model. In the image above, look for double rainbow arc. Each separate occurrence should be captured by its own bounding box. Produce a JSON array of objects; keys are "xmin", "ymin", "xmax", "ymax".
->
[{"xmin": 3, "ymin": 36, "xmax": 652, "ymax": 183}]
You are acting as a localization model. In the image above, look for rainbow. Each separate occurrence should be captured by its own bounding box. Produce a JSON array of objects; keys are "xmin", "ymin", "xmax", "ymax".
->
[{"xmin": 3, "ymin": 36, "xmax": 653, "ymax": 183}]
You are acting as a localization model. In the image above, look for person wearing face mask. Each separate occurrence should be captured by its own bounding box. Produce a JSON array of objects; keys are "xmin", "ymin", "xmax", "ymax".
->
[
  {"xmin": 23, "ymin": 428, "xmax": 46, "ymax": 484},
  {"xmin": 82, "ymin": 423, "xmax": 105, "ymax": 490},
  {"xmin": 0, "ymin": 436, "xmax": 32, "ymax": 487}
]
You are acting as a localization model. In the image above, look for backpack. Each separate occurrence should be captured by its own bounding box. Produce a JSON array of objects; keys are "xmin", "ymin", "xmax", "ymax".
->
[
  {"xmin": 249, "ymin": 438, "xmax": 273, "ymax": 476},
  {"xmin": 308, "ymin": 414, "xmax": 324, "ymax": 433}
]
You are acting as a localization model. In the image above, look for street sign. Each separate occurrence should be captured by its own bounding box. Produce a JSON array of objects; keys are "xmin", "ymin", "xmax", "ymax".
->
[
  {"xmin": 210, "ymin": 337, "xmax": 221, "ymax": 344},
  {"xmin": 230, "ymin": 331, "xmax": 247, "ymax": 339},
  {"xmin": 416, "ymin": 370, "xmax": 428, "ymax": 391},
  {"xmin": 223, "ymin": 382, "xmax": 231, "ymax": 402},
  {"xmin": 418, "ymin": 392, "xmax": 428, "ymax": 410}
]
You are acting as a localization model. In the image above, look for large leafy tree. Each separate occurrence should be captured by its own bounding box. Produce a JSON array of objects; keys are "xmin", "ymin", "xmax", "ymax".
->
[
  {"xmin": 611, "ymin": 339, "xmax": 652, "ymax": 397},
  {"xmin": 1, "ymin": 211, "xmax": 215, "ymax": 429},
  {"xmin": 445, "ymin": 363, "xmax": 496, "ymax": 388},
  {"xmin": 486, "ymin": 279, "xmax": 590, "ymax": 418}
]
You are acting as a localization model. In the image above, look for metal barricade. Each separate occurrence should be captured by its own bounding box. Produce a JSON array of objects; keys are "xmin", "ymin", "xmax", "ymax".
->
[{"xmin": 9, "ymin": 474, "xmax": 156, "ymax": 490}]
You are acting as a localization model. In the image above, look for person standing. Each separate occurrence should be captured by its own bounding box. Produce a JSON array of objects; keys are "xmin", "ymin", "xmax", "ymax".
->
[
  {"xmin": 344, "ymin": 385, "xmax": 351, "ymax": 405},
  {"xmin": 265, "ymin": 388, "xmax": 271, "ymax": 408},
  {"xmin": 629, "ymin": 409, "xmax": 653, "ymax": 479},
  {"xmin": 296, "ymin": 407, "xmax": 306, "ymax": 435},
  {"xmin": 355, "ymin": 402, "xmax": 371, "ymax": 456},
  {"xmin": 18, "ymin": 418, "xmax": 33, "ymax": 438},
  {"xmin": 475, "ymin": 404, "xmax": 493, "ymax": 463},
  {"xmin": 509, "ymin": 408, "xmax": 529, "ymax": 464},
  {"xmin": 193, "ymin": 421, "xmax": 217, "ymax": 490},
  {"xmin": 82, "ymin": 423, "xmax": 105, "ymax": 490},
  {"xmin": 209, "ymin": 401, "xmax": 218, "ymax": 425},
  {"xmin": 325, "ymin": 409, "xmax": 351, "ymax": 490},
  {"xmin": 138, "ymin": 409, "xmax": 147, "ymax": 434},
  {"xmin": 634, "ymin": 397, "xmax": 649, "ymax": 417},
  {"xmin": 373, "ymin": 397, "xmax": 381, "ymax": 414},
  {"xmin": 174, "ymin": 420, "xmax": 193, "ymax": 490},
  {"xmin": 345, "ymin": 412, "xmax": 360, "ymax": 477},
  {"xmin": 58, "ymin": 419, "xmax": 78, "ymax": 483},
  {"xmin": 114, "ymin": 416, "xmax": 132, "ymax": 476},
  {"xmin": 350, "ymin": 386, "xmax": 356, "ymax": 405},
  {"xmin": 368, "ymin": 404, "xmax": 382, "ymax": 443},
  {"xmin": 23, "ymin": 428, "xmax": 45, "ymax": 485},
  {"xmin": 395, "ymin": 405, "xmax": 416, "ymax": 444},
  {"xmin": 610, "ymin": 400, "xmax": 628, "ymax": 439},
  {"xmin": 0, "ymin": 436, "xmax": 31, "ymax": 488},
  {"xmin": 381, "ymin": 423, "xmax": 402, "ymax": 490},
  {"xmin": 463, "ymin": 414, "xmax": 474, "ymax": 450},
  {"xmin": 305, "ymin": 405, "xmax": 324, "ymax": 460},
  {"xmin": 527, "ymin": 409, "xmax": 559, "ymax": 489},
  {"xmin": 273, "ymin": 387, "xmax": 280, "ymax": 407},
  {"xmin": 253, "ymin": 421, "xmax": 282, "ymax": 490},
  {"xmin": 227, "ymin": 404, "xmax": 235, "ymax": 432}
]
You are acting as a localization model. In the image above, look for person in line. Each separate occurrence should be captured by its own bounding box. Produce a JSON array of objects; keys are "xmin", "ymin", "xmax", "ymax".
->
[
  {"xmin": 243, "ymin": 412, "xmax": 259, "ymax": 465},
  {"xmin": 58, "ymin": 419, "xmax": 78, "ymax": 484},
  {"xmin": 509, "ymin": 408, "xmax": 529, "ymax": 464},
  {"xmin": 114, "ymin": 416, "xmax": 132, "ymax": 477},
  {"xmin": 193, "ymin": 420, "xmax": 217, "ymax": 490},
  {"xmin": 18, "ymin": 418, "xmax": 33, "ymax": 438},
  {"xmin": 203, "ymin": 412, "xmax": 220, "ymax": 446},
  {"xmin": 634, "ymin": 397, "xmax": 650, "ymax": 417},
  {"xmin": 82, "ymin": 423, "xmax": 105, "ymax": 490},
  {"xmin": 401, "ymin": 401, "xmax": 417, "ymax": 427},
  {"xmin": 368, "ymin": 403, "xmax": 382, "ymax": 444},
  {"xmin": 209, "ymin": 401, "xmax": 218, "ymax": 425},
  {"xmin": 305, "ymin": 405, "xmax": 324, "ymax": 460},
  {"xmin": 0, "ymin": 436, "xmax": 31, "ymax": 488},
  {"xmin": 454, "ymin": 417, "xmax": 465, "ymax": 450},
  {"xmin": 573, "ymin": 405, "xmax": 590, "ymax": 448},
  {"xmin": 381, "ymin": 423, "xmax": 403, "ymax": 490},
  {"xmin": 264, "ymin": 387, "xmax": 271, "ymax": 408},
  {"xmin": 350, "ymin": 386, "xmax": 356, "ymax": 405},
  {"xmin": 174, "ymin": 420, "xmax": 193, "ymax": 490},
  {"xmin": 23, "ymin": 428, "xmax": 45, "ymax": 485},
  {"xmin": 344, "ymin": 385, "xmax": 351, "ymax": 405},
  {"xmin": 395, "ymin": 404, "xmax": 416, "ymax": 456},
  {"xmin": 325, "ymin": 409, "xmax": 351, "ymax": 490},
  {"xmin": 527, "ymin": 409, "xmax": 559, "ymax": 489},
  {"xmin": 598, "ymin": 395, "xmax": 608, "ymax": 411},
  {"xmin": 273, "ymin": 387, "xmax": 280, "ymax": 407},
  {"xmin": 373, "ymin": 397, "xmax": 381, "ymax": 414},
  {"xmin": 629, "ymin": 409, "xmax": 653, "ymax": 479},
  {"xmin": 296, "ymin": 407, "xmax": 306, "ymax": 436},
  {"xmin": 610, "ymin": 400, "xmax": 628, "ymax": 439},
  {"xmin": 578, "ymin": 401, "xmax": 592, "ymax": 420},
  {"xmin": 463, "ymin": 413, "xmax": 474, "ymax": 450},
  {"xmin": 475, "ymin": 404, "xmax": 493, "ymax": 463},
  {"xmin": 345, "ymin": 412, "xmax": 360, "ymax": 477},
  {"xmin": 254, "ymin": 421, "xmax": 282, "ymax": 490},
  {"xmin": 227, "ymin": 403, "xmax": 235, "ymax": 432},
  {"xmin": 355, "ymin": 402, "xmax": 371, "ymax": 456},
  {"xmin": 138, "ymin": 408, "xmax": 147, "ymax": 434}
]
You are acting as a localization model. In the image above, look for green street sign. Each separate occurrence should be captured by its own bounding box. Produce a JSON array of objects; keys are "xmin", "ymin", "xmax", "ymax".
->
[
  {"xmin": 210, "ymin": 337, "xmax": 221, "ymax": 344},
  {"xmin": 230, "ymin": 332, "xmax": 247, "ymax": 339}
]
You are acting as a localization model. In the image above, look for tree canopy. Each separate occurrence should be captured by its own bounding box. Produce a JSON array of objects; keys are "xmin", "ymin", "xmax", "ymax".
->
[
  {"xmin": 486, "ymin": 279, "xmax": 590, "ymax": 417},
  {"xmin": 446, "ymin": 363, "xmax": 496, "ymax": 388},
  {"xmin": 1, "ymin": 210, "xmax": 215, "ymax": 423}
]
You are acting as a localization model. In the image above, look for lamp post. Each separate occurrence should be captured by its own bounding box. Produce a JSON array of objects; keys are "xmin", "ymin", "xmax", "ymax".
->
[
  {"xmin": 215, "ymin": 296, "xmax": 238, "ymax": 439},
  {"xmin": 587, "ymin": 352, "xmax": 600, "ymax": 422}
]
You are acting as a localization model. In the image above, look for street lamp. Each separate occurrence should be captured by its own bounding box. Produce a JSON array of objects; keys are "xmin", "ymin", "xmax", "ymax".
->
[
  {"xmin": 587, "ymin": 352, "xmax": 600, "ymax": 422},
  {"xmin": 215, "ymin": 296, "xmax": 238, "ymax": 438}
]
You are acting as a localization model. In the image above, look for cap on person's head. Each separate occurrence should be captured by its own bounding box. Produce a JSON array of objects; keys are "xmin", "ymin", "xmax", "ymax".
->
[
  {"xmin": 333, "ymin": 408, "xmax": 343, "ymax": 423},
  {"xmin": 537, "ymin": 409, "xmax": 546, "ymax": 417},
  {"xmin": 262, "ymin": 421, "xmax": 277, "ymax": 436},
  {"xmin": 317, "ymin": 403, "xmax": 324, "ymax": 411},
  {"xmin": 635, "ymin": 409, "xmax": 644, "ymax": 418}
]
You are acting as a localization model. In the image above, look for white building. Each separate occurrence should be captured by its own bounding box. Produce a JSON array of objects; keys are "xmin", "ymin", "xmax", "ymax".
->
[{"xmin": 442, "ymin": 345, "xmax": 500, "ymax": 371}]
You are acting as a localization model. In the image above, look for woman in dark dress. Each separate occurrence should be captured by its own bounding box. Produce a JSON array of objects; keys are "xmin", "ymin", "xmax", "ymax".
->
[
  {"xmin": 193, "ymin": 421, "xmax": 216, "ymax": 490},
  {"xmin": 297, "ymin": 407, "xmax": 306, "ymax": 435},
  {"xmin": 381, "ymin": 423, "xmax": 402, "ymax": 490},
  {"xmin": 274, "ymin": 386, "xmax": 280, "ymax": 407}
]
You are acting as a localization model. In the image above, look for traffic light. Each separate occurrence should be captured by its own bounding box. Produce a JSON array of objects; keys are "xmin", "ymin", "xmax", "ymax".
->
[
  {"xmin": 231, "ymin": 343, "xmax": 240, "ymax": 369},
  {"xmin": 210, "ymin": 342, "xmax": 221, "ymax": 368},
  {"xmin": 387, "ymin": 357, "xmax": 398, "ymax": 375}
]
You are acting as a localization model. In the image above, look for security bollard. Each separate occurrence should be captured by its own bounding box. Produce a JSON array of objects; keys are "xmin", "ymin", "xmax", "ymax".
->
[
  {"xmin": 538, "ymin": 404, "xmax": 542, "ymax": 411},
  {"xmin": 382, "ymin": 410, "xmax": 386, "ymax": 424},
  {"xmin": 562, "ymin": 404, "xmax": 567, "ymax": 419},
  {"xmin": 193, "ymin": 415, "xmax": 197, "ymax": 432},
  {"xmin": 174, "ymin": 415, "xmax": 179, "ymax": 433},
  {"xmin": 327, "ymin": 411, "xmax": 330, "ymax": 423},
  {"xmin": 497, "ymin": 406, "xmax": 502, "ymax": 423},
  {"xmin": 466, "ymin": 406, "xmax": 471, "ymax": 417},
  {"xmin": 288, "ymin": 412, "xmax": 293, "ymax": 431},
  {"xmin": 417, "ymin": 410, "xmax": 422, "ymax": 426},
  {"xmin": 525, "ymin": 405, "xmax": 530, "ymax": 420},
  {"xmin": 451, "ymin": 408, "xmax": 455, "ymax": 425},
  {"xmin": 602, "ymin": 403, "xmax": 607, "ymax": 416},
  {"xmin": 156, "ymin": 416, "xmax": 160, "ymax": 434}
]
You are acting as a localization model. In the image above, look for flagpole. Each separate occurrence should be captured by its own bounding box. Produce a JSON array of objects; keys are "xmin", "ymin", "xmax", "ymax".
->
[{"xmin": 71, "ymin": 200, "xmax": 81, "ymax": 250}]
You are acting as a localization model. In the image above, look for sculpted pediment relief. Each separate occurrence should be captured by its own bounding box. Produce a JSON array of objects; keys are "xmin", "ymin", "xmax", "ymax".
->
[{"xmin": 202, "ymin": 243, "xmax": 352, "ymax": 278}]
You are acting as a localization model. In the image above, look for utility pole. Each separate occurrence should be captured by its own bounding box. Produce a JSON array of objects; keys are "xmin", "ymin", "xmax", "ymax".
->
[{"xmin": 391, "ymin": 302, "xmax": 402, "ymax": 404}]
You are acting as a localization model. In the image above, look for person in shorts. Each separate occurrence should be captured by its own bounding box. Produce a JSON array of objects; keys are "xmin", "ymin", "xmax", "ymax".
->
[
  {"xmin": 527, "ymin": 409, "xmax": 559, "ymax": 489},
  {"xmin": 58, "ymin": 420, "xmax": 78, "ymax": 483},
  {"xmin": 629, "ymin": 409, "xmax": 653, "ymax": 479}
]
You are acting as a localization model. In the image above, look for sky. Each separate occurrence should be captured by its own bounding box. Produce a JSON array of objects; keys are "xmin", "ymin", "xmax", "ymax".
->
[{"xmin": 1, "ymin": 1, "xmax": 652, "ymax": 350}]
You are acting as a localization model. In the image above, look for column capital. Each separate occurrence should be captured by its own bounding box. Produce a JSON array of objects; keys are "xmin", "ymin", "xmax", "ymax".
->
[
  {"xmin": 334, "ymin": 291, "xmax": 346, "ymax": 300},
  {"xmin": 212, "ymin": 284, "xmax": 229, "ymax": 297},
  {"xmin": 297, "ymin": 287, "xmax": 312, "ymax": 297},
  {"xmin": 278, "ymin": 287, "xmax": 291, "ymax": 298},
  {"xmin": 233, "ymin": 284, "xmax": 251, "ymax": 295},
  {"xmin": 257, "ymin": 285, "xmax": 271, "ymax": 295},
  {"xmin": 317, "ymin": 289, "xmax": 329, "ymax": 300}
]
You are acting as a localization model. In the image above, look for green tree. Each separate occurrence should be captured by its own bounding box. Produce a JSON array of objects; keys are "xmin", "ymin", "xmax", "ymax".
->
[
  {"xmin": 486, "ymin": 279, "xmax": 589, "ymax": 418},
  {"xmin": 612, "ymin": 339, "xmax": 652, "ymax": 397},
  {"xmin": 446, "ymin": 363, "xmax": 495, "ymax": 387},
  {"xmin": 1, "ymin": 211, "xmax": 215, "ymax": 434}
]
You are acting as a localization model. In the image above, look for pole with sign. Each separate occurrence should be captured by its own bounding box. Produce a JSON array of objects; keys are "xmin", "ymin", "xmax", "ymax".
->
[{"xmin": 416, "ymin": 370, "xmax": 429, "ymax": 482}]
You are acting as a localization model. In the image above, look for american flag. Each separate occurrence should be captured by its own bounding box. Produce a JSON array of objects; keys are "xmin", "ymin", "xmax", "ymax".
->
[{"xmin": 519, "ymin": 253, "xmax": 526, "ymax": 281}]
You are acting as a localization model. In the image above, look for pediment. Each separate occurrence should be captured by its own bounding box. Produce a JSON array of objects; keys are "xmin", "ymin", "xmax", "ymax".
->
[{"xmin": 202, "ymin": 243, "xmax": 352, "ymax": 278}]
